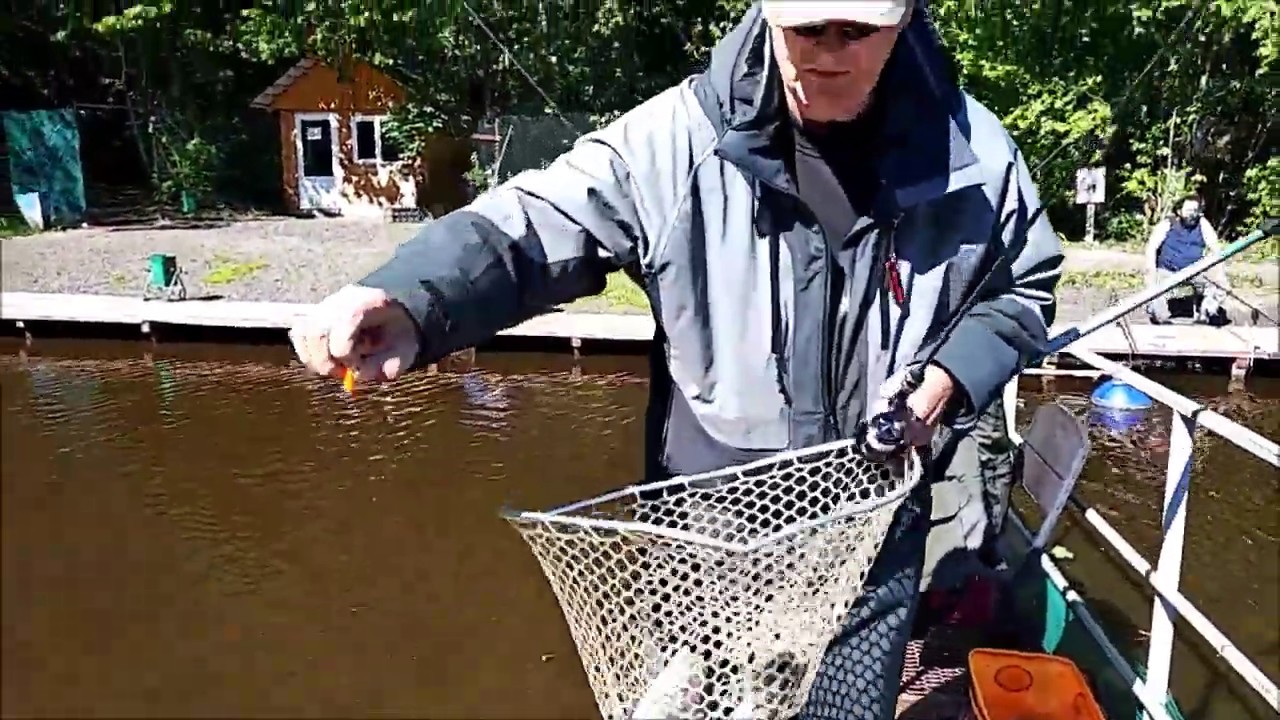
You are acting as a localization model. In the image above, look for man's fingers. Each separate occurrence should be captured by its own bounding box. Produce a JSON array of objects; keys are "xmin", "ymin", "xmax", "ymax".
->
[
  {"xmin": 307, "ymin": 332, "xmax": 339, "ymax": 377},
  {"xmin": 378, "ymin": 343, "xmax": 416, "ymax": 381},
  {"xmin": 351, "ymin": 342, "xmax": 415, "ymax": 383},
  {"xmin": 287, "ymin": 318, "xmax": 340, "ymax": 378},
  {"xmin": 905, "ymin": 418, "xmax": 934, "ymax": 448},
  {"xmin": 287, "ymin": 327, "xmax": 309, "ymax": 368},
  {"xmin": 327, "ymin": 311, "xmax": 363, "ymax": 366}
]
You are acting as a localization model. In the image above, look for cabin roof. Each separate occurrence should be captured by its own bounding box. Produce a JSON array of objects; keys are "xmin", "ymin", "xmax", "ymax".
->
[{"xmin": 249, "ymin": 57, "xmax": 322, "ymax": 110}]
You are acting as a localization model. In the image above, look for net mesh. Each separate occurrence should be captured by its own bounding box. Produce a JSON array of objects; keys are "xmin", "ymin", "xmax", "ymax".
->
[{"xmin": 505, "ymin": 439, "xmax": 921, "ymax": 720}]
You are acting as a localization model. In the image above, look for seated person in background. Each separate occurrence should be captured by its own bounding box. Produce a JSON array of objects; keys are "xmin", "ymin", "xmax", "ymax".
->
[{"xmin": 1145, "ymin": 195, "xmax": 1229, "ymax": 324}]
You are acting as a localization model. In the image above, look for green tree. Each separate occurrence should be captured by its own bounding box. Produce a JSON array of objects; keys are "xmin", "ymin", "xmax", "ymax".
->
[{"xmin": 14, "ymin": 0, "xmax": 1271, "ymax": 244}]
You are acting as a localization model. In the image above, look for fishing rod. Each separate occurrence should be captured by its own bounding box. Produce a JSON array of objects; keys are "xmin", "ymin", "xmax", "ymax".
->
[
  {"xmin": 863, "ymin": 161, "xmax": 1038, "ymax": 459},
  {"xmin": 1042, "ymin": 219, "xmax": 1277, "ymax": 355},
  {"xmin": 862, "ymin": 203, "xmax": 1277, "ymax": 459},
  {"xmin": 1200, "ymin": 275, "xmax": 1278, "ymax": 327}
]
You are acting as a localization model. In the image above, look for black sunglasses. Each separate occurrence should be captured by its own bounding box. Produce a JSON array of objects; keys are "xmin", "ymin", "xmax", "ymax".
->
[{"xmin": 790, "ymin": 22, "xmax": 884, "ymax": 43}]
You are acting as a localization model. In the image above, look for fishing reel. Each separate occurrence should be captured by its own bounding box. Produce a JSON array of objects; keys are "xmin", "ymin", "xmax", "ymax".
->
[{"xmin": 859, "ymin": 365, "xmax": 927, "ymax": 463}]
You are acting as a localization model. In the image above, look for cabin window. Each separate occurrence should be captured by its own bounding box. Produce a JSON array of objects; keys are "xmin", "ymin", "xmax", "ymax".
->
[{"xmin": 352, "ymin": 115, "xmax": 401, "ymax": 164}]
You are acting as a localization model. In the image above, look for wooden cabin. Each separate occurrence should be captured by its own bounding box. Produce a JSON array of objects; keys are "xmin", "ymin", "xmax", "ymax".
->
[{"xmin": 250, "ymin": 57, "xmax": 471, "ymax": 218}]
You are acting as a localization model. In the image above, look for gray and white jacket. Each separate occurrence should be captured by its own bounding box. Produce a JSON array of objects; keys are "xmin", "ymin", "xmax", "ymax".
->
[{"xmin": 360, "ymin": 4, "xmax": 1064, "ymax": 481}]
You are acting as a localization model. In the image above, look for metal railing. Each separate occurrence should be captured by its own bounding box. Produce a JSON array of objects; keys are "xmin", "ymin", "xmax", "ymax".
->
[{"xmin": 1004, "ymin": 350, "xmax": 1280, "ymax": 720}]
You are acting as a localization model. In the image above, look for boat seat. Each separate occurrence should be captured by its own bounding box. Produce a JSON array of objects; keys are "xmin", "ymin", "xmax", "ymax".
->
[{"xmin": 1017, "ymin": 402, "xmax": 1092, "ymax": 553}]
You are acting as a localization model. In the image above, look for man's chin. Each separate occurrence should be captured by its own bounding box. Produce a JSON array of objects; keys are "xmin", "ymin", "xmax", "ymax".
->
[
  {"xmin": 795, "ymin": 93, "xmax": 872, "ymax": 124},
  {"xmin": 799, "ymin": 103, "xmax": 869, "ymax": 124}
]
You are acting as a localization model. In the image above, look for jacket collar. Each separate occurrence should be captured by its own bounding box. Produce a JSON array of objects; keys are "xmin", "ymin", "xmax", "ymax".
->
[{"xmin": 703, "ymin": 2, "xmax": 981, "ymax": 217}]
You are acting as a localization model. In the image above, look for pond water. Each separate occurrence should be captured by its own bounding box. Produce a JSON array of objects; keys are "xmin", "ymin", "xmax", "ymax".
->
[{"xmin": 1, "ymin": 340, "xmax": 1275, "ymax": 719}]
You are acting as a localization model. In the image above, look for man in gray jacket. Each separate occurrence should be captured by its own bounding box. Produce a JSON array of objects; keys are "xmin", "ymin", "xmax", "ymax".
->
[{"xmin": 290, "ymin": 1, "xmax": 1062, "ymax": 717}]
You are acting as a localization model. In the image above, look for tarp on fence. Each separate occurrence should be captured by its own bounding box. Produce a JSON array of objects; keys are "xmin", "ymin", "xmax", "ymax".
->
[{"xmin": 2, "ymin": 109, "xmax": 87, "ymax": 228}]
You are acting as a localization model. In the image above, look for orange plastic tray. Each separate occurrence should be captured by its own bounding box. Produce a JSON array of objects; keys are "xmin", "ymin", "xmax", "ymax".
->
[{"xmin": 968, "ymin": 648, "xmax": 1107, "ymax": 720}]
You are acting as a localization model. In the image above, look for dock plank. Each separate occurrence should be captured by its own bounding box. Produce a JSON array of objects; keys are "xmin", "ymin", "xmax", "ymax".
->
[{"xmin": 1, "ymin": 291, "xmax": 1275, "ymax": 359}]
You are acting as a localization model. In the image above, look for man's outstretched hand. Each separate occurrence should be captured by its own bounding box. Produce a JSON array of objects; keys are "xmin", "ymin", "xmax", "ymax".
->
[{"xmin": 289, "ymin": 285, "xmax": 420, "ymax": 384}]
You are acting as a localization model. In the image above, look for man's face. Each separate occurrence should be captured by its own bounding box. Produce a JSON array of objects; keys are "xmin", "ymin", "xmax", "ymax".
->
[
  {"xmin": 1178, "ymin": 200, "xmax": 1201, "ymax": 225},
  {"xmin": 771, "ymin": 20, "xmax": 903, "ymax": 124}
]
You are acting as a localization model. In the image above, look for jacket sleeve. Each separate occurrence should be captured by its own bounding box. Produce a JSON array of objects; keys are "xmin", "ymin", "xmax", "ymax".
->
[
  {"xmin": 931, "ymin": 145, "xmax": 1065, "ymax": 429},
  {"xmin": 357, "ymin": 131, "xmax": 649, "ymax": 366}
]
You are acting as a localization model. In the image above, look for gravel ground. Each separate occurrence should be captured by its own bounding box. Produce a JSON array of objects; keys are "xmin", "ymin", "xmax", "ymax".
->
[
  {"xmin": 1, "ymin": 218, "xmax": 418, "ymax": 303},
  {"xmin": 1, "ymin": 217, "xmax": 1275, "ymax": 325}
]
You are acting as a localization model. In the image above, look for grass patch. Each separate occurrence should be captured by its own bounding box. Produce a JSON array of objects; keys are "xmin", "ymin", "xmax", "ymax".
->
[
  {"xmin": 600, "ymin": 271, "xmax": 649, "ymax": 309},
  {"xmin": 1059, "ymin": 269, "xmax": 1267, "ymax": 292},
  {"xmin": 563, "ymin": 271, "xmax": 651, "ymax": 313},
  {"xmin": 0, "ymin": 215, "xmax": 36, "ymax": 238},
  {"xmin": 109, "ymin": 272, "xmax": 131, "ymax": 290},
  {"xmin": 1058, "ymin": 269, "xmax": 1144, "ymax": 291},
  {"xmin": 204, "ymin": 253, "xmax": 268, "ymax": 286},
  {"xmin": 1240, "ymin": 235, "xmax": 1280, "ymax": 263}
]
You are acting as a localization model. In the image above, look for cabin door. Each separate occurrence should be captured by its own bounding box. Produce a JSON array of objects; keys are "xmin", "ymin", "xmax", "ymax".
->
[{"xmin": 295, "ymin": 113, "xmax": 342, "ymax": 211}]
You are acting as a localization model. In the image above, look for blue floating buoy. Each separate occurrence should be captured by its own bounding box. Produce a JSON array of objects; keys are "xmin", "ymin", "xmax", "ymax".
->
[
  {"xmin": 1088, "ymin": 406, "xmax": 1147, "ymax": 435},
  {"xmin": 1090, "ymin": 378, "xmax": 1154, "ymax": 411}
]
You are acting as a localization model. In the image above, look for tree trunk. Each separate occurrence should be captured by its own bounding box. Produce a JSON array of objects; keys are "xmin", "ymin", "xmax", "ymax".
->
[{"xmin": 116, "ymin": 37, "xmax": 154, "ymax": 186}]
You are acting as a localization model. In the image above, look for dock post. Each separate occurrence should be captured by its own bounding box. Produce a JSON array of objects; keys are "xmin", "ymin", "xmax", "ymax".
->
[
  {"xmin": 441, "ymin": 347, "xmax": 476, "ymax": 373},
  {"xmin": 571, "ymin": 337, "xmax": 582, "ymax": 362},
  {"xmin": 1231, "ymin": 356, "xmax": 1251, "ymax": 381},
  {"xmin": 1228, "ymin": 356, "xmax": 1251, "ymax": 394},
  {"xmin": 141, "ymin": 320, "xmax": 159, "ymax": 345},
  {"xmin": 1040, "ymin": 354, "xmax": 1059, "ymax": 394}
]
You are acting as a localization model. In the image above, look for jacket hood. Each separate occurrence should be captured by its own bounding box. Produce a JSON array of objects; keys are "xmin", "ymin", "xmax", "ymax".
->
[
  {"xmin": 699, "ymin": 1, "xmax": 980, "ymax": 213},
  {"xmin": 705, "ymin": 3, "xmax": 783, "ymax": 135}
]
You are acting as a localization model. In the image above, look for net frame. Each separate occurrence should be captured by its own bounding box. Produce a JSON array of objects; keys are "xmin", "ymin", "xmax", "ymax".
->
[{"xmin": 503, "ymin": 438, "xmax": 923, "ymax": 720}]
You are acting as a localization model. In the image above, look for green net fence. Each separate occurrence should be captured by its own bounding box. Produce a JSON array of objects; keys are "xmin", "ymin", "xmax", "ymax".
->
[
  {"xmin": 476, "ymin": 112, "xmax": 595, "ymax": 186},
  {"xmin": 2, "ymin": 109, "xmax": 88, "ymax": 229}
]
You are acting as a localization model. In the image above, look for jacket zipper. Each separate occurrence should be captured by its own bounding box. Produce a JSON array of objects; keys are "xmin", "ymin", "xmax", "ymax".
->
[
  {"xmin": 767, "ymin": 230, "xmax": 792, "ymax": 407},
  {"xmin": 820, "ymin": 220, "xmax": 838, "ymax": 439}
]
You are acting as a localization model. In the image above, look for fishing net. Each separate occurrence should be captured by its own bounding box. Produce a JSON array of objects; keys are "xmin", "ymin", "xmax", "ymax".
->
[{"xmin": 504, "ymin": 439, "xmax": 922, "ymax": 720}]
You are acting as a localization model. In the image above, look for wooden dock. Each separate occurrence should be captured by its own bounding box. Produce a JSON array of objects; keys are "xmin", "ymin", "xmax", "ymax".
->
[{"xmin": 1, "ymin": 291, "xmax": 1275, "ymax": 361}]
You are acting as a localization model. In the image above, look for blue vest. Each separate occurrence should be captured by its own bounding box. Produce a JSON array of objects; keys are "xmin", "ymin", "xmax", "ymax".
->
[{"xmin": 1157, "ymin": 221, "xmax": 1205, "ymax": 272}]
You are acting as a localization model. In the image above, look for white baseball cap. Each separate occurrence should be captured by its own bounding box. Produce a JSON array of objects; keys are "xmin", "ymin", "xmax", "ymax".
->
[{"xmin": 761, "ymin": 0, "xmax": 913, "ymax": 28}]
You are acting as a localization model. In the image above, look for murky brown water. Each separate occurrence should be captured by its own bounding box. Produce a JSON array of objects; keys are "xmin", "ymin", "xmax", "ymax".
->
[{"xmin": 2, "ymin": 340, "xmax": 1276, "ymax": 719}]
